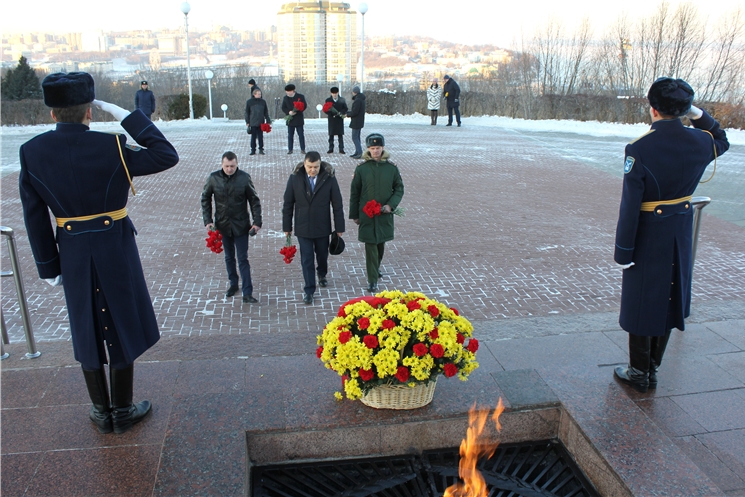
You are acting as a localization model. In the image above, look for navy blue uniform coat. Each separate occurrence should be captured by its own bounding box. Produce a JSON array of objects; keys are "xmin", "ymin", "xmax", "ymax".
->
[
  {"xmin": 19, "ymin": 110, "xmax": 179, "ymax": 366},
  {"xmin": 614, "ymin": 111, "xmax": 728, "ymax": 336}
]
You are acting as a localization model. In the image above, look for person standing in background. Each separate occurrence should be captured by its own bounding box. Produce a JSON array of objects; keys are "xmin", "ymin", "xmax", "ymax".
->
[
  {"xmin": 281, "ymin": 84, "xmax": 307, "ymax": 155},
  {"xmin": 347, "ymin": 86, "xmax": 366, "ymax": 159},
  {"xmin": 134, "ymin": 80, "xmax": 155, "ymax": 120},
  {"xmin": 427, "ymin": 79, "xmax": 441, "ymax": 125},
  {"xmin": 443, "ymin": 75, "xmax": 461, "ymax": 127},
  {"xmin": 324, "ymin": 87, "xmax": 348, "ymax": 154},
  {"xmin": 244, "ymin": 88, "xmax": 271, "ymax": 155}
]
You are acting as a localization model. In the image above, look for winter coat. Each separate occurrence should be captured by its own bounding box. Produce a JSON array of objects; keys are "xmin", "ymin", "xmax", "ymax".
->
[
  {"xmin": 443, "ymin": 78, "xmax": 461, "ymax": 106},
  {"xmin": 201, "ymin": 168, "xmax": 262, "ymax": 237},
  {"xmin": 19, "ymin": 110, "xmax": 179, "ymax": 366},
  {"xmin": 245, "ymin": 96, "xmax": 271, "ymax": 128},
  {"xmin": 282, "ymin": 161, "xmax": 345, "ymax": 239},
  {"xmin": 349, "ymin": 150, "xmax": 404, "ymax": 244},
  {"xmin": 615, "ymin": 111, "xmax": 728, "ymax": 336},
  {"xmin": 325, "ymin": 96, "xmax": 348, "ymax": 136},
  {"xmin": 427, "ymin": 84, "xmax": 441, "ymax": 110},
  {"xmin": 281, "ymin": 93, "xmax": 307, "ymax": 127},
  {"xmin": 135, "ymin": 89, "xmax": 156, "ymax": 115},
  {"xmin": 347, "ymin": 92, "xmax": 366, "ymax": 129}
]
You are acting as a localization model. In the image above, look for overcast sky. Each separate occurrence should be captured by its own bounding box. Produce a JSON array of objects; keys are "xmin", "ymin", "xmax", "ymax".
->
[{"xmin": 2, "ymin": 0, "xmax": 742, "ymax": 49}]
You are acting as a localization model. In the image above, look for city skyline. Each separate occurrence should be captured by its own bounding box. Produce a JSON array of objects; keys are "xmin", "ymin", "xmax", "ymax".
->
[{"xmin": 3, "ymin": 0, "xmax": 742, "ymax": 49}]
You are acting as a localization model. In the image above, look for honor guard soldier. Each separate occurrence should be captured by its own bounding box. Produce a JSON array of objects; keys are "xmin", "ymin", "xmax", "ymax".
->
[
  {"xmin": 613, "ymin": 77, "xmax": 729, "ymax": 393},
  {"xmin": 19, "ymin": 72, "xmax": 179, "ymax": 433}
]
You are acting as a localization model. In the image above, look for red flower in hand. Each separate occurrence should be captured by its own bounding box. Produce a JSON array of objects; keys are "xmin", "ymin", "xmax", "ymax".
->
[
  {"xmin": 363, "ymin": 335, "xmax": 379, "ymax": 349},
  {"xmin": 293, "ymin": 100, "xmax": 305, "ymax": 112},
  {"xmin": 466, "ymin": 338, "xmax": 479, "ymax": 353},
  {"xmin": 430, "ymin": 344, "xmax": 444, "ymax": 358},
  {"xmin": 316, "ymin": 346, "xmax": 323, "ymax": 358},
  {"xmin": 362, "ymin": 200, "xmax": 382, "ymax": 218},
  {"xmin": 456, "ymin": 333, "xmax": 465, "ymax": 344},
  {"xmin": 413, "ymin": 343, "xmax": 428, "ymax": 357},
  {"xmin": 205, "ymin": 228, "xmax": 223, "ymax": 254},
  {"xmin": 338, "ymin": 331, "xmax": 352, "ymax": 344},
  {"xmin": 357, "ymin": 317, "xmax": 370, "ymax": 330},
  {"xmin": 443, "ymin": 363, "xmax": 458, "ymax": 377},
  {"xmin": 260, "ymin": 123, "xmax": 272, "ymax": 133},
  {"xmin": 279, "ymin": 235, "xmax": 297, "ymax": 264},
  {"xmin": 322, "ymin": 101, "xmax": 334, "ymax": 113},
  {"xmin": 359, "ymin": 368, "xmax": 374, "ymax": 381},
  {"xmin": 427, "ymin": 305, "xmax": 440, "ymax": 317},
  {"xmin": 395, "ymin": 366, "xmax": 410, "ymax": 383}
]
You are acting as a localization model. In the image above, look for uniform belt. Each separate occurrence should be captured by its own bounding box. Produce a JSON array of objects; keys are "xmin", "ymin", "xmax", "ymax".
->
[
  {"xmin": 640, "ymin": 196, "xmax": 692, "ymax": 214},
  {"xmin": 56, "ymin": 208, "xmax": 128, "ymax": 228}
]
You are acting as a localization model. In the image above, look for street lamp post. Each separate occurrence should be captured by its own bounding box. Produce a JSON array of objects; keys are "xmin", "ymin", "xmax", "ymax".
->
[
  {"xmin": 337, "ymin": 73, "xmax": 344, "ymax": 95},
  {"xmin": 359, "ymin": 3, "xmax": 367, "ymax": 91},
  {"xmin": 205, "ymin": 70, "xmax": 214, "ymax": 120},
  {"xmin": 221, "ymin": 104, "xmax": 228, "ymax": 119},
  {"xmin": 180, "ymin": 1, "xmax": 194, "ymax": 120}
]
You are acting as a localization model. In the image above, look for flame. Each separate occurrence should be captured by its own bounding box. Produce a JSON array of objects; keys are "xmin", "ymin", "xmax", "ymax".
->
[{"xmin": 444, "ymin": 398, "xmax": 505, "ymax": 497}]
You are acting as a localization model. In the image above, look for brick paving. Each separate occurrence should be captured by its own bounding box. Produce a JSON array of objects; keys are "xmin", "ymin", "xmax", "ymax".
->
[{"xmin": 2, "ymin": 118, "xmax": 744, "ymax": 342}]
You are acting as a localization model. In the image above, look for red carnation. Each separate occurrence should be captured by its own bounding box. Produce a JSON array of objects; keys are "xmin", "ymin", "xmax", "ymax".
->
[
  {"xmin": 338, "ymin": 331, "xmax": 352, "ymax": 344},
  {"xmin": 357, "ymin": 317, "xmax": 370, "ymax": 330},
  {"xmin": 456, "ymin": 333, "xmax": 465, "ymax": 344},
  {"xmin": 413, "ymin": 343, "xmax": 428, "ymax": 357},
  {"xmin": 382, "ymin": 319, "xmax": 396, "ymax": 330},
  {"xmin": 428, "ymin": 305, "xmax": 440, "ymax": 317},
  {"xmin": 395, "ymin": 366, "xmax": 410, "ymax": 383},
  {"xmin": 322, "ymin": 101, "xmax": 334, "ymax": 113},
  {"xmin": 338, "ymin": 307, "xmax": 347, "ymax": 317},
  {"xmin": 363, "ymin": 335, "xmax": 379, "ymax": 349},
  {"xmin": 260, "ymin": 123, "xmax": 272, "ymax": 133},
  {"xmin": 450, "ymin": 307, "xmax": 459, "ymax": 316},
  {"xmin": 205, "ymin": 228, "xmax": 223, "ymax": 254},
  {"xmin": 342, "ymin": 374, "xmax": 349, "ymax": 385},
  {"xmin": 362, "ymin": 200, "xmax": 382, "ymax": 218},
  {"xmin": 293, "ymin": 100, "xmax": 305, "ymax": 112},
  {"xmin": 466, "ymin": 338, "xmax": 479, "ymax": 353},
  {"xmin": 429, "ymin": 328, "xmax": 439, "ymax": 339},
  {"xmin": 316, "ymin": 346, "xmax": 323, "ymax": 358},
  {"xmin": 406, "ymin": 300, "xmax": 421, "ymax": 311},
  {"xmin": 279, "ymin": 235, "xmax": 297, "ymax": 264},
  {"xmin": 430, "ymin": 344, "xmax": 444, "ymax": 358},
  {"xmin": 359, "ymin": 368, "xmax": 374, "ymax": 381},
  {"xmin": 443, "ymin": 363, "xmax": 458, "ymax": 377}
]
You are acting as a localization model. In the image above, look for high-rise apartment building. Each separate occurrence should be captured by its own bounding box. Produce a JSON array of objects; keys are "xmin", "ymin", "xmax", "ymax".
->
[{"xmin": 277, "ymin": 1, "xmax": 358, "ymax": 84}]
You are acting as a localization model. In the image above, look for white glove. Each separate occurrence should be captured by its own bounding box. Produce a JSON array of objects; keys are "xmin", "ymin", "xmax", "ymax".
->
[
  {"xmin": 44, "ymin": 275, "xmax": 63, "ymax": 287},
  {"xmin": 93, "ymin": 99, "xmax": 130, "ymax": 121},
  {"xmin": 686, "ymin": 105, "xmax": 703, "ymax": 120},
  {"xmin": 618, "ymin": 262, "xmax": 635, "ymax": 270}
]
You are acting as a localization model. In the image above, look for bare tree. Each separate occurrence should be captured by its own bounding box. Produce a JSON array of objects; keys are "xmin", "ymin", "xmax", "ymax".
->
[{"xmin": 698, "ymin": 7, "xmax": 745, "ymax": 103}]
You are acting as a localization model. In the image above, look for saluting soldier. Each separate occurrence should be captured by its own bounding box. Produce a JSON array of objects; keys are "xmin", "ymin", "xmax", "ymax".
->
[
  {"xmin": 613, "ymin": 77, "xmax": 729, "ymax": 393},
  {"xmin": 19, "ymin": 72, "xmax": 179, "ymax": 433},
  {"xmin": 349, "ymin": 133, "xmax": 404, "ymax": 293}
]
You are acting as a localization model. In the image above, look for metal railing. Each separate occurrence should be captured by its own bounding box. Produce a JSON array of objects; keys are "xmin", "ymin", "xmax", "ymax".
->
[
  {"xmin": 691, "ymin": 196, "xmax": 711, "ymax": 269},
  {"xmin": 1, "ymin": 226, "xmax": 41, "ymax": 360}
]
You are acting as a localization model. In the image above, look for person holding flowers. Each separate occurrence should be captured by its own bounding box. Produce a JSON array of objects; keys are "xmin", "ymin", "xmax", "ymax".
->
[
  {"xmin": 349, "ymin": 134, "xmax": 404, "ymax": 293},
  {"xmin": 281, "ymin": 84, "xmax": 307, "ymax": 155},
  {"xmin": 244, "ymin": 88, "xmax": 271, "ymax": 155},
  {"xmin": 323, "ymin": 87, "xmax": 348, "ymax": 154},
  {"xmin": 283, "ymin": 152, "xmax": 345, "ymax": 305}
]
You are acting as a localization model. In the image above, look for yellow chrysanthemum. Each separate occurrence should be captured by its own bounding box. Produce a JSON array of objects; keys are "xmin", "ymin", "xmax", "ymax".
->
[
  {"xmin": 334, "ymin": 391, "xmax": 343, "ymax": 401},
  {"xmin": 344, "ymin": 378, "xmax": 363, "ymax": 400}
]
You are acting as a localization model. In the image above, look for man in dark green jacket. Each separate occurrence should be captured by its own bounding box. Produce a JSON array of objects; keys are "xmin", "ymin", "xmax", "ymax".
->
[
  {"xmin": 349, "ymin": 134, "xmax": 404, "ymax": 292},
  {"xmin": 201, "ymin": 151, "xmax": 262, "ymax": 303}
]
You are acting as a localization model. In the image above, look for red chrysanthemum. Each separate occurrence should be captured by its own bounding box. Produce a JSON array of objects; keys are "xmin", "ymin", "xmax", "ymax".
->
[
  {"xmin": 338, "ymin": 331, "xmax": 352, "ymax": 344},
  {"xmin": 359, "ymin": 368, "xmax": 374, "ymax": 381},
  {"xmin": 443, "ymin": 363, "xmax": 458, "ymax": 378},
  {"xmin": 316, "ymin": 346, "xmax": 323, "ymax": 358},
  {"xmin": 363, "ymin": 335, "xmax": 379, "ymax": 349},
  {"xmin": 395, "ymin": 366, "xmax": 410, "ymax": 383},
  {"xmin": 357, "ymin": 317, "xmax": 370, "ymax": 330},
  {"xmin": 429, "ymin": 328, "xmax": 439, "ymax": 339},
  {"xmin": 406, "ymin": 300, "xmax": 421, "ymax": 311},
  {"xmin": 466, "ymin": 338, "xmax": 479, "ymax": 353},
  {"xmin": 456, "ymin": 333, "xmax": 465, "ymax": 344},
  {"xmin": 427, "ymin": 305, "xmax": 440, "ymax": 317},
  {"xmin": 381, "ymin": 319, "xmax": 396, "ymax": 330},
  {"xmin": 413, "ymin": 343, "xmax": 428, "ymax": 357},
  {"xmin": 430, "ymin": 343, "xmax": 444, "ymax": 358}
]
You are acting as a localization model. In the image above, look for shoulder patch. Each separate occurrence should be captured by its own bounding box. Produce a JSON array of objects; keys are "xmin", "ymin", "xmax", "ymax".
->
[
  {"xmin": 125, "ymin": 143, "xmax": 142, "ymax": 152},
  {"xmin": 387, "ymin": 160, "xmax": 397, "ymax": 167},
  {"xmin": 628, "ymin": 129, "xmax": 655, "ymax": 145},
  {"xmin": 624, "ymin": 156, "xmax": 635, "ymax": 174}
]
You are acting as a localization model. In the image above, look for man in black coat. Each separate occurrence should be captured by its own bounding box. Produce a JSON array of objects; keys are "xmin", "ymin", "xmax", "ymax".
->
[
  {"xmin": 201, "ymin": 151, "xmax": 263, "ymax": 303},
  {"xmin": 281, "ymin": 84, "xmax": 307, "ymax": 154},
  {"xmin": 20, "ymin": 72, "xmax": 179, "ymax": 434},
  {"xmin": 613, "ymin": 77, "xmax": 729, "ymax": 393},
  {"xmin": 347, "ymin": 86, "xmax": 366, "ymax": 158},
  {"xmin": 134, "ymin": 80, "xmax": 156, "ymax": 119},
  {"xmin": 442, "ymin": 75, "xmax": 461, "ymax": 127},
  {"xmin": 244, "ymin": 88, "xmax": 271, "ymax": 155},
  {"xmin": 324, "ymin": 87, "xmax": 348, "ymax": 153},
  {"xmin": 283, "ymin": 151, "xmax": 345, "ymax": 304}
]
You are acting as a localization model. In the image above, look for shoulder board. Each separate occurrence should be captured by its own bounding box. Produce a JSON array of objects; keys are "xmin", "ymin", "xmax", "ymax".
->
[
  {"xmin": 125, "ymin": 143, "xmax": 142, "ymax": 152},
  {"xmin": 386, "ymin": 160, "xmax": 398, "ymax": 167},
  {"xmin": 628, "ymin": 129, "xmax": 655, "ymax": 145}
]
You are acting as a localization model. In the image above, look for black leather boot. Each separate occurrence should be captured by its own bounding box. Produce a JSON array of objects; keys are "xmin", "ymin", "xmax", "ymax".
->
[
  {"xmin": 614, "ymin": 334, "xmax": 651, "ymax": 393},
  {"xmin": 82, "ymin": 367, "xmax": 112, "ymax": 433},
  {"xmin": 649, "ymin": 329, "xmax": 672, "ymax": 388},
  {"xmin": 110, "ymin": 365, "xmax": 152, "ymax": 434}
]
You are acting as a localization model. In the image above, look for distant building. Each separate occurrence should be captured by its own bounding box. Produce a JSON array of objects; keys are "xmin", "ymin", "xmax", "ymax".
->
[
  {"xmin": 81, "ymin": 31, "xmax": 108, "ymax": 52},
  {"xmin": 276, "ymin": 1, "xmax": 357, "ymax": 84}
]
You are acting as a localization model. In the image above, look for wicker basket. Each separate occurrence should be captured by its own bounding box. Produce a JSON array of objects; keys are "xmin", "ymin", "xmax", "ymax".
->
[{"xmin": 360, "ymin": 379, "xmax": 437, "ymax": 410}]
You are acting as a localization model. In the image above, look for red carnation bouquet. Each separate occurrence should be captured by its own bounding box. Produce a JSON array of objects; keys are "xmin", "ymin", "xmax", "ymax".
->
[
  {"xmin": 205, "ymin": 227, "xmax": 223, "ymax": 254},
  {"xmin": 260, "ymin": 123, "xmax": 272, "ymax": 133},
  {"xmin": 279, "ymin": 234, "xmax": 297, "ymax": 264},
  {"xmin": 284, "ymin": 100, "xmax": 306, "ymax": 123},
  {"xmin": 322, "ymin": 101, "xmax": 341, "ymax": 117},
  {"xmin": 362, "ymin": 199, "xmax": 406, "ymax": 218}
]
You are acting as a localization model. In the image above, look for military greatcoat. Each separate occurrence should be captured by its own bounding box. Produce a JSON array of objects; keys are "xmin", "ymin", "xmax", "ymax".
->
[
  {"xmin": 614, "ymin": 111, "xmax": 728, "ymax": 336},
  {"xmin": 19, "ymin": 110, "xmax": 179, "ymax": 366}
]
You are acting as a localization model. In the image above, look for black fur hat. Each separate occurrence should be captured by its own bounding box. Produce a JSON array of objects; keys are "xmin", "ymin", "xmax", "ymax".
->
[
  {"xmin": 43, "ymin": 72, "xmax": 95, "ymax": 108},
  {"xmin": 647, "ymin": 77, "xmax": 694, "ymax": 117},
  {"xmin": 329, "ymin": 231, "xmax": 345, "ymax": 255},
  {"xmin": 284, "ymin": 83, "xmax": 296, "ymax": 91},
  {"xmin": 366, "ymin": 133, "xmax": 384, "ymax": 147},
  {"xmin": 330, "ymin": 86, "xmax": 339, "ymax": 93}
]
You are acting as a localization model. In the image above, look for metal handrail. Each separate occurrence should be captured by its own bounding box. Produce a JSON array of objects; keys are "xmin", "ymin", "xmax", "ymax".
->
[
  {"xmin": 691, "ymin": 196, "xmax": 711, "ymax": 269},
  {"xmin": 1, "ymin": 226, "xmax": 41, "ymax": 359}
]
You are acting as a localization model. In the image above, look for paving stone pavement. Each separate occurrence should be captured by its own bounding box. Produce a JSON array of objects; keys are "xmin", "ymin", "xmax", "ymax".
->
[{"xmin": 2, "ymin": 118, "xmax": 744, "ymax": 343}]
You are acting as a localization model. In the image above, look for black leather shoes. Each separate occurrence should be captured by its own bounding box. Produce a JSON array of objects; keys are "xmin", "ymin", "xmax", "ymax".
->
[
  {"xmin": 339, "ymin": 150, "xmax": 345, "ymax": 154},
  {"xmin": 303, "ymin": 293, "xmax": 313, "ymax": 305},
  {"xmin": 226, "ymin": 285, "xmax": 239, "ymax": 297},
  {"xmin": 350, "ymin": 154, "xmax": 361, "ymax": 159},
  {"xmin": 367, "ymin": 282, "xmax": 378, "ymax": 293},
  {"xmin": 614, "ymin": 366, "xmax": 649, "ymax": 393},
  {"xmin": 249, "ymin": 151, "xmax": 256, "ymax": 155},
  {"xmin": 259, "ymin": 149, "xmax": 265, "ymax": 155},
  {"xmin": 648, "ymin": 367, "xmax": 659, "ymax": 389},
  {"xmin": 327, "ymin": 149, "xmax": 334, "ymax": 153},
  {"xmin": 318, "ymin": 277, "xmax": 328, "ymax": 287},
  {"xmin": 242, "ymin": 295, "xmax": 258, "ymax": 303},
  {"xmin": 287, "ymin": 150, "xmax": 293, "ymax": 154}
]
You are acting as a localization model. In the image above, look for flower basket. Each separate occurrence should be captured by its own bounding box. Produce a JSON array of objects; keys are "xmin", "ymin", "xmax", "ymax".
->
[{"xmin": 361, "ymin": 378, "xmax": 437, "ymax": 409}]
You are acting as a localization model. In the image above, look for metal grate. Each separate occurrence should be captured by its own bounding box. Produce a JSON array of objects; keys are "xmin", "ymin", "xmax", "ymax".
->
[{"xmin": 252, "ymin": 439, "xmax": 600, "ymax": 497}]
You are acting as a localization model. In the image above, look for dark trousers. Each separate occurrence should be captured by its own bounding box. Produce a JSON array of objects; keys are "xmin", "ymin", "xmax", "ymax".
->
[
  {"xmin": 447, "ymin": 104, "xmax": 461, "ymax": 125},
  {"xmin": 328, "ymin": 134, "xmax": 344, "ymax": 152},
  {"xmin": 430, "ymin": 110, "xmax": 438, "ymax": 125},
  {"xmin": 250, "ymin": 126, "xmax": 264, "ymax": 152},
  {"xmin": 287, "ymin": 125, "xmax": 305, "ymax": 152},
  {"xmin": 351, "ymin": 128, "xmax": 362, "ymax": 155},
  {"xmin": 298, "ymin": 236, "xmax": 330, "ymax": 295},
  {"xmin": 222, "ymin": 233, "xmax": 253, "ymax": 296},
  {"xmin": 364, "ymin": 242, "xmax": 385, "ymax": 284}
]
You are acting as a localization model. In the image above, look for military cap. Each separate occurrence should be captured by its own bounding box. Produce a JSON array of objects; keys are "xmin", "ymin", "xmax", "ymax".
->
[
  {"xmin": 366, "ymin": 133, "xmax": 385, "ymax": 147},
  {"xmin": 141, "ymin": 80, "xmax": 148, "ymax": 85},
  {"xmin": 329, "ymin": 231, "xmax": 345, "ymax": 255},
  {"xmin": 330, "ymin": 86, "xmax": 339, "ymax": 93},
  {"xmin": 284, "ymin": 83, "xmax": 296, "ymax": 91},
  {"xmin": 443, "ymin": 74, "xmax": 451, "ymax": 79},
  {"xmin": 42, "ymin": 72, "xmax": 95, "ymax": 108},
  {"xmin": 648, "ymin": 77, "xmax": 694, "ymax": 117}
]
